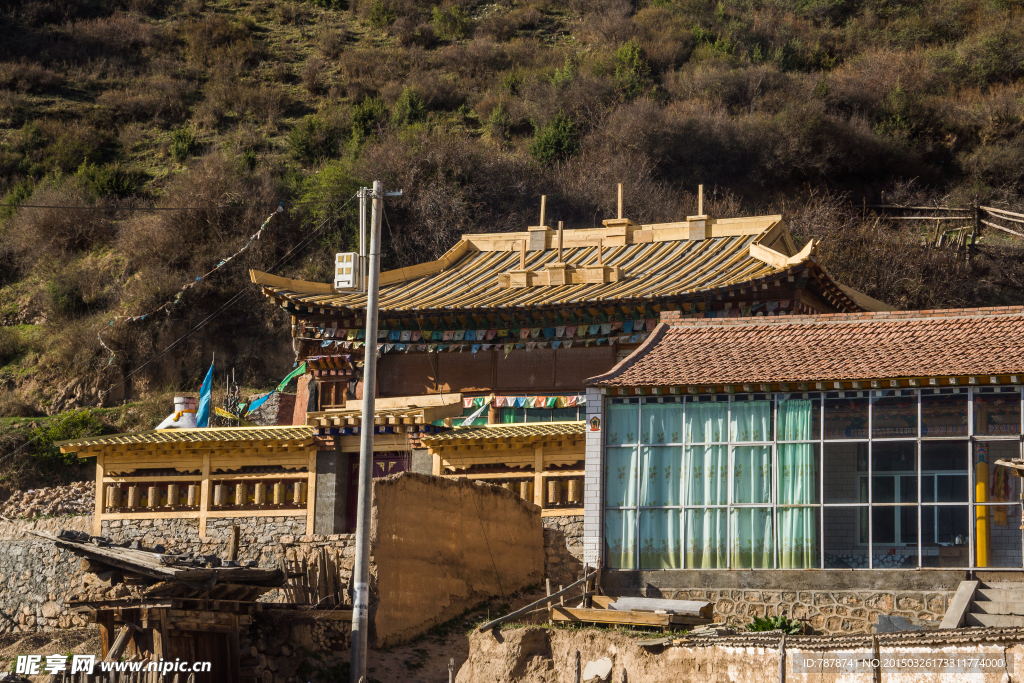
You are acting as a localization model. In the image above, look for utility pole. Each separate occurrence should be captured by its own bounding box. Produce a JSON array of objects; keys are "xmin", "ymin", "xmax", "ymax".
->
[{"xmin": 351, "ymin": 180, "xmax": 396, "ymax": 683}]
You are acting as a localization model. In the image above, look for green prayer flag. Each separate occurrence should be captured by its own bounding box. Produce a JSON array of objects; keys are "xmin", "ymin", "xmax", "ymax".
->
[{"xmin": 276, "ymin": 362, "xmax": 307, "ymax": 392}]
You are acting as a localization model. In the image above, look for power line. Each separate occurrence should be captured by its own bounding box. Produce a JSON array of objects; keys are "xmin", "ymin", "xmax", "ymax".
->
[
  {"xmin": 0, "ymin": 193, "xmax": 358, "ymax": 460},
  {"xmin": 2, "ymin": 198, "xmax": 356, "ymax": 211}
]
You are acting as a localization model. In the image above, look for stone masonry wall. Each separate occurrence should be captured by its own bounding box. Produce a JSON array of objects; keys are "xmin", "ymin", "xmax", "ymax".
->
[
  {"xmin": 664, "ymin": 586, "xmax": 956, "ymax": 633},
  {"xmin": 0, "ymin": 516, "xmax": 93, "ymax": 635},
  {"xmin": 543, "ymin": 515, "xmax": 583, "ymax": 587}
]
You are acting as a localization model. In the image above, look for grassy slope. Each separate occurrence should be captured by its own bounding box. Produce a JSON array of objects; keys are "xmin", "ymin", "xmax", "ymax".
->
[{"xmin": 0, "ymin": 0, "xmax": 1021, "ymax": 428}]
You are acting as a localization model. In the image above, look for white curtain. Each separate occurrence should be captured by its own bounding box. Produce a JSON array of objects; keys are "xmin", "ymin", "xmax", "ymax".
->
[
  {"xmin": 778, "ymin": 398, "xmax": 819, "ymax": 568},
  {"xmin": 685, "ymin": 445, "xmax": 728, "ymax": 567},
  {"xmin": 605, "ymin": 509, "xmax": 636, "ymax": 569},
  {"xmin": 640, "ymin": 510, "xmax": 682, "ymax": 569}
]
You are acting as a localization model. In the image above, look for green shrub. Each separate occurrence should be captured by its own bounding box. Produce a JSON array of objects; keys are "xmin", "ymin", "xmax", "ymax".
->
[
  {"xmin": 288, "ymin": 115, "xmax": 339, "ymax": 163},
  {"xmin": 308, "ymin": 0, "xmax": 348, "ymax": 9},
  {"xmin": 488, "ymin": 102, "xmax": 511, "ymax": 141},
  {"xmin": 432, "ymin": 6, "xmax": 471, "ymax": 41},
  {"xmin": 1, "ymin": 178, "xmax": 34, "ymax": 221},
  {"xmin": 746, "ymin": 614, "xmax": 802, "ymax": 634},
  {"xmin": 170, "ymin": 127, "xmax": 198, "ymax": 162},
  {"xmin": 0, "ymin": 327, "xmax": 26, "ymax": 366},
  {"xmin": 615, "ymin": 39, "xmax": 652, "ymax": 99},
  {"xmin": 529, "ymin": 111, "xmax": 579, "ymax": 164},
  {"xmin": 368, "ymin": 0, "xmax": 396, "ymax": 29},
  {"xmin": 350, "ymin": 97, "xmax": 388, "ymax": 140},
  {"xmin": 45, "ymin": 277, "xmax": 89, "ymax": 317},
  {"xmin": 27, "ymin": 410, "xmax": 107, "ymax": 472},
  {"xmin": 76, "ymin": 162, "xmax": 139, "ymax": 199},
  {"xmin": 551, "ymin": 55, "xmax": 576, "ymax": 88},
  {"xmin": 391, "ymin": 87, "xmax": 425, "ymax": 127}
]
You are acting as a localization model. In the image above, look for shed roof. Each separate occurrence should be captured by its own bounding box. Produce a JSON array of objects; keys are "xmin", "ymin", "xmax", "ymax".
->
[
  {"xmin": 420, "ymin": 421, "xmax": 585, "ymax": 443},
  {"xmin": 589, "ymin": 307, "xmax": 1024, "ymax": 388},
  {"xmin": 57, "ymin": 426, "xmax": 314, "ymax": 453}
]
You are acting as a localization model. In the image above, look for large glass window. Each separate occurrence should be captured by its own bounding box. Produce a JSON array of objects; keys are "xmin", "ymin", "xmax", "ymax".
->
[{"xmin": 604, "ymin": 386, "xmax": 1024, "ymax": 570}]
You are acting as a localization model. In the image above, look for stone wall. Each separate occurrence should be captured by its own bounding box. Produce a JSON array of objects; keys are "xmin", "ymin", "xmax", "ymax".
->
[
  {"xmin": 242, "ymin": 610, "xmax": 351, "ymax": 683},
  {"xmin": 543, "ymin": 515, "xmax": 583, "ymax": 586},
  {"xmin": 0, "ymin": 516, "xmax": 93, "ymax": 634},
  {"xmin": 101, "ymin": 515, "xmax": 307, "ymax": 565},
  {"xmin": 603, "ymin": 569, "xmax": 966, "ymax": 634}
]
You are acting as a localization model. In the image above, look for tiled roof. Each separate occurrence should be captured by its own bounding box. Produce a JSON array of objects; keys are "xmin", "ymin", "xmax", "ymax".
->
[
  {"xmin": 589, "ymin": 307, "xmax": 1024, "ymax": 387},
  {"xmin": 57, "ymin": 426, "xmax": 314, "ymax": 450},
  {"xmin": 420, "ymin": 421, "xmax": 585, "ymax": 443}
]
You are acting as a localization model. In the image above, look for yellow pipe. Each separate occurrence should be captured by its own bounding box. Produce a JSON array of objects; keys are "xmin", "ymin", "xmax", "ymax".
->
[{"xmin": 976, "ymin": 458, "xmax": 990, "ymax": 568}]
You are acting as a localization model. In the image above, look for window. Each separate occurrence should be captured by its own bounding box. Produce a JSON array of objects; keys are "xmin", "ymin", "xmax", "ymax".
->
[{"xmin": 602, "ymin": 386, "xmax": 1024, "ymax": 570}]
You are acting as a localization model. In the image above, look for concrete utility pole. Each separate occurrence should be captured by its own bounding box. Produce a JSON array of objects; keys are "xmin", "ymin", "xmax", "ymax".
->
[
  {"xmin": 350, "ymin": 180, "xmax": 401, "ymax": 683},
  {"xmin": 351, "ymin": 180, "xmax": 382, "ymax": 683}
]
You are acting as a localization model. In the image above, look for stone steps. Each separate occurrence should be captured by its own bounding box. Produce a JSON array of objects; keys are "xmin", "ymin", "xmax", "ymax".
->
[{"xmin": 966, "ymin": 582, "xmax": 1024, "ymax": 628}]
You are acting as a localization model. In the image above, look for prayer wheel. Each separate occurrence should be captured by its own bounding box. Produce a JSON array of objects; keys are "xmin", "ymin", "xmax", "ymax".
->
[
  {"xmin": 167, "ymin": 484, "xmax": 180, "ymax": 508},
  {"xmin": 127, "ymin": 486, "xmax": 141, "ymax": 509},
  {"xmin": 105, "ymin": 485, "xmax": 121, "ymax": 509},
  {"xmin": 273, "ymin": 482, "xmax": 286, "ymax": 505},
  {"xmin": 293, "ymin": 481, "xmax": 307, "ymax": 504},
  {"xmin": 187, "ymin": 484, "xmax": 199, "ymax": 507},
  {"xmin": 235, "ymin": 483, "xmax": 248, "ymax": 507},
  {"xmin": 254, "ymin": 482, "xmax": 267, "ymax": 506},
  {"xmin": 547, "ymin": 479, "xmax": 561, "ymax": 506},
  {"xmin": 567, "ymin": 478, "xmax": 581, "ymax": 504},
  {"xmin": 214, "ymin": 484, "xmax": 228, "ymax": 507},
  {"xmin": 519, "ymin": 481, "xmax": 531, "ymax": 501},
  {"xmin": 147, "ymin": 486, "xmax": 160, "ymax": 509}
]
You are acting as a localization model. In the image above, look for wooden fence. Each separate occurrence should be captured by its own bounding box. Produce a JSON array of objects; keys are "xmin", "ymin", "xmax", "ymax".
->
[
  {"xmin": 859, "ymin": 203, "xmax": 1024, "ymax": 261},
  {"xmin": 280, "ymin": 546, "xmax": 350, "ymax": 607}
]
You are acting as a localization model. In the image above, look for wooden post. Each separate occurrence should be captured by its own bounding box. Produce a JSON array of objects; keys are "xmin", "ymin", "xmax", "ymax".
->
[
  {"xmin": 228, "ymin": 525, "xmax": 240, "ymax": 562},
  {"xmin": 597, "ymin": 239, "xmax": 603, "ymax": 266},
  {"xmin": 546, "ymin": 579, "xmax": 552, "ymax": 625},
  {"xmin": 199, "ymin": 453, "xmax": 211, "ymax": 538},
  {"xmin": 306, "ymin": 446, "xmax": 317, "ymax": 534},
  {"xmin": 557, "ymin": 221, "xmax": 564, "ymax": 263},
  {"xmin": 617, "ymin": 183, "xmax": 623, "ymax": 220},
  {"xmin": 533, "ymin": 446, "xmax": 544, "ymax": 508},
  {"xmin": 520, "ymin": 239, "xmax": 527, "ymax": 270},
  {"xmin": 448, "ymin": 658, "xmax": 455, "ymax": 683},
  {"xmin": 94, "ymin": 453, "xmax": 105, "ymax": 536},
  {"xmin": 104, "ymin": 624, "xmax": 136, "ymax": 662},
  {"xmin": 574, "ymin": 650, "xmax": 581, "ymax": 683},
  {"xmin": 777, "ymin": 634, "xmax": 785, "ymax": 683},
  {"xmin": 540, "ymin": 195, "xmax": 546, "ymax": 227},
  {"xmin": 698, "ymin": 184, "xmax": 704, "ymax": 216}
]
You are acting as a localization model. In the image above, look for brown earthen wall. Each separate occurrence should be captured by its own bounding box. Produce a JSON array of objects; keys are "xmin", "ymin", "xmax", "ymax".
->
[{"xmin": 370, "ymin": 472, "xmax": 544, "ymax": 648}]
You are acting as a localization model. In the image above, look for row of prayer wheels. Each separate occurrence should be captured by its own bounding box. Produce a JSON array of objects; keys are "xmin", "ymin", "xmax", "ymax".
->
[
  {"xmin": 498, "ymin": 477, "xmax": 582, "ymax": 507},
  {"xmin": 105, "ymin": 481, "xmax": 307, "ymax": 509}
]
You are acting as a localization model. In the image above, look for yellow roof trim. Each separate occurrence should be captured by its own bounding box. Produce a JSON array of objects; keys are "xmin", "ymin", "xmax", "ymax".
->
[{"xmin": 249, "ymin": 270, "xmax": 333, "ymax": 294}]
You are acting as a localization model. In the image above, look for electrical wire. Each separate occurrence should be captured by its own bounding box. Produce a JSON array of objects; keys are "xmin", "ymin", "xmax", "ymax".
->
[
  {"xmin": 3, "ymin": 198, "xmax": 355, "ymax": 211},
  {"xmin": 0, "ymin": 193, "xmax": 358, "ymax": 460}
]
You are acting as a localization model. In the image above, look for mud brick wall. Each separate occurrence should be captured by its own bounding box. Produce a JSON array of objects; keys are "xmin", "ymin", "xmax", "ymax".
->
[{"xmin": 543, "ymin": 515, "xmax": 583, "ymax": 587}]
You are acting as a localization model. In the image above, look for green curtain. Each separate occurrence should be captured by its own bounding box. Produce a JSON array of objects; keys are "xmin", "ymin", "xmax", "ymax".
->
[
  {"xmin": 640, "ymin": 509, "xmax": 682, "ymax": 569},
  {"xmin": 684, "ymin": 445, "xmax": 727, "ymax": 568},
  {"xmin": 685, "ymin": 508, "xmax": 726, "ymax": 568},
  {"xmin": 778, "ymin": 398, "xmax": 820, "ymax": 568},
  {"xmin": 640, "ymin": 446, "xmax": 683, "ymax": 506},
  {"xmin": 730, "ymin": 507, "xmax": 774, "ymax": 568},
  {"xmin": 606, "ymin": 402, "xmax": 639, "ymax": 445},
  {"xmin": 605, "ymin": 447, "xmax": 638, "ymax": 507},
  {"xmin": 733, "ymin": 446, "xmax": 771, "ymax": 504},
  {"xmin": 499, "ymin": 407, "xmax": 520, "ymax": 423},
  {"xmin": 605, "ymin": 509, "xmax": 636, "ymax": 569},
  {"xmin": 641, "ymin": 402, "xmax": 683, "ymax": 444},
  {"xmin": 730, "ymin": 399, "xmax": 772, "ymax": 442},
  {"xmin": 686, "ymin": 401, "xmax": 727, "ymax": 443}
]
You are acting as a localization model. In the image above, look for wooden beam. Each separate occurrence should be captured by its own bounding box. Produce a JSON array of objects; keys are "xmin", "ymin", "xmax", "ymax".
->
[
  {"xmin": 94, "ymin": 453, "xmax": 105, "ymax": 536},
  {"xmin": 305, "ymin": 448, "xmax": 316, "ymax": 535},
  {"xmin": 533, "ymin": 446, "xmax": 544, "ymax": 508},
  {"xmin": 200, "ymin": 453, "xmax": 211, "ymax": 538}
]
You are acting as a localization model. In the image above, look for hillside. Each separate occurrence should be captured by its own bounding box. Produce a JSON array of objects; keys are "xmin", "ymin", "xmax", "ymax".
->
[{"xmin": 2, "ymin": 0, "xmax": 1024, "ymax": 439}]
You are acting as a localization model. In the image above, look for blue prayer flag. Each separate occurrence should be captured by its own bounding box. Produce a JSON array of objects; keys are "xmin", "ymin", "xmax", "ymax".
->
[{"xmin": 196, "ymin": 362, "xmax": 214, "ymax": 428}]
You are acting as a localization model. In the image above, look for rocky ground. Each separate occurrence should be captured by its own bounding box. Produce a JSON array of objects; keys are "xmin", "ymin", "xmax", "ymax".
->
[{"xmin": 0, "ymin": 482, "xmax": 94, "ymax": 520}]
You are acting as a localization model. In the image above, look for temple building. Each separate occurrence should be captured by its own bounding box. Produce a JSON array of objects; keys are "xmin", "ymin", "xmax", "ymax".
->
[{"xmin": 250, "ymin": 198, "xmax": 890, "ymax": 532}]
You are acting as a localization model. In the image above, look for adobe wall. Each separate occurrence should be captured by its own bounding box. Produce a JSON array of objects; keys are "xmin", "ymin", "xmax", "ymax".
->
[
  {"xmin": 370, "ymin": 472, "xmax": 544, "ymax": 648},
  {"xmin": 458, "ymin": 627, "xmax": 1024, "ymax": 683},
  {"xmin": 602, "ymin": 569, "xmax": 966, "ymax": 634}
]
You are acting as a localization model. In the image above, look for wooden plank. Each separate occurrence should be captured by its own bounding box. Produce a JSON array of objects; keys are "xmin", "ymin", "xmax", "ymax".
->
[
  {"xmin": 939, "ymin": 580, "xmax": 978, "ymax": 629},
  {"xmin": 477, "ymin": 570, "xmax": 597, "ymax": 632},
  {"xmin": 551, "ymin": 606, "xmax": 671, "ymax": 627},
  {"xmin": 104, "ymin": 624, "xmax": 136, "ymax": 662},
  {"xmin": 607, "ymin": 597, "xmax": 713, "ymax": 618},
  {"xmin": 592, "ymin": 596, "xmax": 616, "ymax": 609},
  {"xmin": 981, "ymin": 205, "xmax": 1024, "ymax": 221},
  {"xmin": 980, "ymin": 219, "xmax": 1024, "ymax": 239}
]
